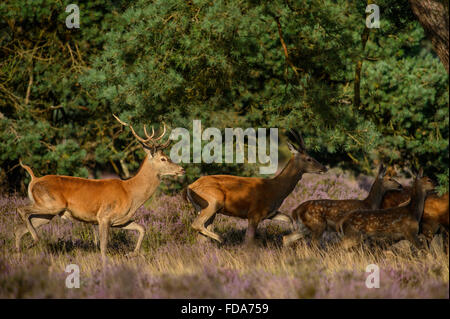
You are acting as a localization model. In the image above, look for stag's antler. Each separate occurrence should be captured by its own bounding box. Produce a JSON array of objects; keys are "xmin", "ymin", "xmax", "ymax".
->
[{"xmin": 113, "ymin": 115, "xmax": 171, "ymax": 152}]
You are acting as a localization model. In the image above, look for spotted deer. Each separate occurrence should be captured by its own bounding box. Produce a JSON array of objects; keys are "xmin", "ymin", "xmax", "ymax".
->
[
  {"xmin": 382, "ymin": 187, "xmax": 448, "ymax": 252},
  {"xmin": 16, "ymin": 115, "xmax": 185, "ymax": 262},
  {"xmin": 283, "ymin": 164, "xmax": 403, "ymax": 246},
  {"xmin": 338, "ymin": 169, "xmax": 435, "ymax": 249},
  {"xmin": 185, "ymin": 129, "xmax": 327, "ymax": 246}
]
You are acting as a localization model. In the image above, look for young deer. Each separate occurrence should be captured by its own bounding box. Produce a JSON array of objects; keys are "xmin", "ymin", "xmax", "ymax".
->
[
  {"xmin": 186, "ymin": 129, "xmax": 327, "ymax": 245},
  {"xmin": 283, "ymin": 164, "xmax": 402, "ymax": 246},
  {"xmin": 338, "ymin": 169, "xmax": 435, "ymax": 249},
  {"xmin": 16, "ymin": 115, "xmax": 184, "ymax": 262},
  {"xmin": 382, "ymin": 187, "xmax": 448, "ymax": 251}
]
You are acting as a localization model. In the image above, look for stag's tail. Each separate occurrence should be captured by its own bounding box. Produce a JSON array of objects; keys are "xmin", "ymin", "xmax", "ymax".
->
[{"xmin": 19, "ymin": 160, "xmax": 35, "ymax": 180}]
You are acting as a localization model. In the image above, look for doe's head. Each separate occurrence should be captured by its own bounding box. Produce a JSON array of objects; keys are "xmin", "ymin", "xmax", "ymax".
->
[
  {"xmin": 286, "ymin": 129, "xmax": 327, "ymax": 174},
  {"xmin": 377, "ymin": 164, "xmax": 403, "ymax": 191},
  {"xmin": 415, "ymin": 168, "xmax": 435, "ymax": 193}
]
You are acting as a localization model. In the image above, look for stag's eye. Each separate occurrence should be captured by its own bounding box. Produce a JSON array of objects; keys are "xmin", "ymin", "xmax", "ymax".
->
[
  {"xmin": 307, "ymin": 158, "xmax": 312, "ymax": 162},
  {"xmin": 161, "ymin": 158, "xmax": 167, "ymax": 162}
]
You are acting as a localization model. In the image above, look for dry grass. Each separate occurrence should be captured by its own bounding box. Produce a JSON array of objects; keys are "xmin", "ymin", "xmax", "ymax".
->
[{"xmin": 0, "ymin": 171, "xmax": 448, "ymax": 298}]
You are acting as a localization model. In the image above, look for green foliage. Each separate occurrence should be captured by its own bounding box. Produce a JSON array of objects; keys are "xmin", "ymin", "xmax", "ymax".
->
[
  {"xmin": 0, "ymin": 0, "xmax": 129, "ymax": 187},
  {"xmin": 362, "ymin": 12, "xmax": 449, "ymax": 191},
  {"xmin": 0, "ymin": 0, "xmax": 448, "ymax": 193}
]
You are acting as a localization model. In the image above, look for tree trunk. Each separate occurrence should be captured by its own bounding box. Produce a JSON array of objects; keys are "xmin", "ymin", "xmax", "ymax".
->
[{"xmin": 409, "ymin": 0, "xmax": 449, "ymax": 73}]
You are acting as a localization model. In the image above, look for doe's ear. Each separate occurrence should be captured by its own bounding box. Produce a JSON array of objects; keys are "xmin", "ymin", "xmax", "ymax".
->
[
  {"xmin": 418, "ymin": 168, "xmax": 423, "ymax": 178},
  {"xmin": 377, "ymin": 163, "xmax": 386, "ymax": 177},
  {"xmin": 287, "ymin": 142, "xmax": 299, "ymax": 154}
]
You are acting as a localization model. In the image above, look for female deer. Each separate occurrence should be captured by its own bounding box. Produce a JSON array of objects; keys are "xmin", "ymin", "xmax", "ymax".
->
[
  {"xmin": 283, "ymin": 164, "xmax": 403, "ymax": 246},
  {"xmin": 382, "ymin": 186, "xmax": 448, "ymax": 252},
  {"xmin": 338, "ymin": 169, "xmax": 435, "ymax": 248},
  {"xmin": 186, "ymin": 129, "xmax": 327, "ymax": 245}
]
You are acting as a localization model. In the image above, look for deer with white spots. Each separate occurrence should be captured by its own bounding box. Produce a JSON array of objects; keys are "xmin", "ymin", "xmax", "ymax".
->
[
  {"xmin": 283, "ymin": 164, "xmax": 403, "ymax": 246},
  {"xmin": 338, "ymin": 169, "xmax": 435, "ymax": 249}
]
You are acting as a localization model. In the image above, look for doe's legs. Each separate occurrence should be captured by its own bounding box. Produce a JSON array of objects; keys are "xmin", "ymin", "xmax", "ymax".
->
[
  {"xmin": 283, "ymin": 219, "xmax": 311, "ymax": 246},
  {"xmin": 196, "ymin": 213, "xmax": 216, "ymax": 243},
  {"xmin": 192, "ymin": 203, "xmax": 223, "ymax": 243},
  {"xmin": 283, "ymin": 231, "xmax": 305, "ymax": 246},
  {"xmin": 245, "ymin": 215, "xmax": 262, "ymax": 246}
]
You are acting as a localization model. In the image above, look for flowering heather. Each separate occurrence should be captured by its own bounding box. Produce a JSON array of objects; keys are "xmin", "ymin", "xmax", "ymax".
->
[{"xmin": 0, "ymin": 171, "xmax": 448, "ymax": 298}]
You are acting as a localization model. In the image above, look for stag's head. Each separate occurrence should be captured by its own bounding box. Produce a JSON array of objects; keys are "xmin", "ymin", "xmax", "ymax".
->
[
  {"xmin": 376, "ymin": 164, "xmax": 403, "ymax": 192},
  {"xmin": 286, "ymin": 129, "xmax": 327, "ymax": 174},
  {"xmin": 113, "ymin": 115, "xmax": 185, "ymax": 177}
]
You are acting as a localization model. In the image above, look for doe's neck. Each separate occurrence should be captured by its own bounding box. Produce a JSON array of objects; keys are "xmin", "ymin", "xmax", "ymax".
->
[
  {"xmin": 270, "ymin": 157, "xmax": 304, "ymax": 201},
  {"xmin": 364, "ymin": 178, "xmax": 386, "ymax": 209},
  {"xmin": 409, "ymin": 184, "xmax": 427, "ymax": 222}
]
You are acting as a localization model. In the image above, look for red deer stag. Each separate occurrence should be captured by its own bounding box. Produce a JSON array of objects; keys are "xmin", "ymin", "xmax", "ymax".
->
[
  {"xmin": 186, "ymin": 129, "xmax": 327, "ymax": 245},
  {"xmin": 338, "ymin": 169, "xmax": 435, "ymax": 249},
  {"xmin": 283, "ymin": 164, "xmax": 403, "ymax": 246},
  {"xmin": 16, "ymin": 115, "xmax": 184, "ymax": 261}
]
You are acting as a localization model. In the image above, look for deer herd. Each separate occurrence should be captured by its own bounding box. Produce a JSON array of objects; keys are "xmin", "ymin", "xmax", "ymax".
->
[{"xmin": 14, "ymin": 117, "xmax": 449, "ymax": 263}]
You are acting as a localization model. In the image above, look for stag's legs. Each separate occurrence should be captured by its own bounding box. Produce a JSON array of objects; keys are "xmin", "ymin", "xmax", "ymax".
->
[
  {"xmin": 15, "ymin": 214, "xmax": 55, "ymax": 251},
  {"xmin": 192, "ymin": 204, "xmax": 223, "ymax": 243},
  {"xmin": 98, "ymin": 219, "xmax": 110, "ymax": 264},
  {"xmin": 17, "ymin": 205, "xmax": 40, "ymax": 242},
  {"xmin": 114, "ymin": 221, "xmax": 145, "ymax": 257},
  {"xmin": 17, "ymin": 205, "xmax": 64, "ymax": 245},
  {"xmin": 92, "ymin": 225, "xmax": 99, "ymax": 247}
]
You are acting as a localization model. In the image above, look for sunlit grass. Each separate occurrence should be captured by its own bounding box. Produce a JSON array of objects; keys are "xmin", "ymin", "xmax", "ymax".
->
[{"xmin": 0, "ymin": 171, "xmax": 448, "ymax": 298}]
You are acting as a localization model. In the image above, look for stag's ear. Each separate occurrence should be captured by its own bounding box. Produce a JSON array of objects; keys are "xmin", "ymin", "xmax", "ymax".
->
[
  {"xmin": 378, "ymin": 163, "xmax": 386, "ymax": 177},
  {"xmin": 287, "ymin": 142, "xmax": 299, "ymax": 154},
  {"xmin": 143, "ymin": 146, "xmax": 154, "ymax": 158}
]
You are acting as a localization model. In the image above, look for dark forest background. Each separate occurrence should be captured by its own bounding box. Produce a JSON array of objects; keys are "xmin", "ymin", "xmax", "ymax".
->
[{"xmin": 0, "ymin": 0, "xmax": 448, "ymax": 194}]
